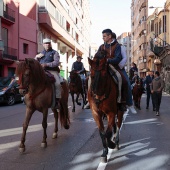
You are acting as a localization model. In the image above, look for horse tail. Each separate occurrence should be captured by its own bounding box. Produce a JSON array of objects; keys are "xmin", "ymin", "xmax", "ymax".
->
[{"xmin": 59, "ymin": 79, "xmax": 70, "ymax": 129}]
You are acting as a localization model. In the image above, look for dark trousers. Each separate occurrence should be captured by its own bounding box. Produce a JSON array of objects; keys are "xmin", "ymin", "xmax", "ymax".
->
[
  {"xmin": 152, "ymin": 92, "xmax": 162, "ymax": 112},
  {"xmin": 146, "ymin": 89, "xmax": 155, "ymax": 108}
]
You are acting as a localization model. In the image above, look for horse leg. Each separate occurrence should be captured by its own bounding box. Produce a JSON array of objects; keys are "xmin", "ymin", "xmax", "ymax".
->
[
  {"xmin": 41, "ymin": 109, "xmax": 48, "ymax": 148},
  {"xmin": 81, "ymin": 92, "xmax": 85, "ymax": 109},
  {"xmin": 114, "ymin": 111, "xmax": 124, "ymax": 150},
  {"xmin": 51, "ymin": 108, "xmax": 58, "ymax": 139},
  {"xmin": 71, "ymin": 93, "xmax": 75, "ymax": 112},
  {"xmin": 93, "ymin": 112, "xmax": 108, "ymax": 163},
  {"xmin": 19, "ymin": 109, "xmax": 33, "ymax": 153},
  {"xmin": 76, "ymin": 93, "xmax": 81, "ymax": 105},
  {"xmin": 106, "ymin": 113, "xmax": 116, "ymax": 150},
  {"xmin": 138, "ymin": 96, "xmax": 141, "ymax": 110}
]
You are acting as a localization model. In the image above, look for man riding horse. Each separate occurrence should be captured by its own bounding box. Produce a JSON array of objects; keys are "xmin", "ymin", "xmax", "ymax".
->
[
  {"xmin": 100, "ymin": 29, "xmax": 128, "ymax": 111},
  {"xmin": 35, "ymin": 38, "xmax": 63, "ymax": 108},
  {"xmin": 71, "ymin": 56, "xmax": 86, "ymax": 91}
]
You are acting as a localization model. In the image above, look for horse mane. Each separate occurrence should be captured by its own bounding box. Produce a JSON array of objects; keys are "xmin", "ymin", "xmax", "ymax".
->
[{"xmin": 16, "ymin": 58, "xmax": 46, "ymax": 87}]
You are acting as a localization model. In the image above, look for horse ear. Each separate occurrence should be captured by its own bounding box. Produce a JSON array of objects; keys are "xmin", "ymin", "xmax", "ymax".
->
[{"xmin": 88, "ymin": 57, "xmax": 93, "ymax": 66}]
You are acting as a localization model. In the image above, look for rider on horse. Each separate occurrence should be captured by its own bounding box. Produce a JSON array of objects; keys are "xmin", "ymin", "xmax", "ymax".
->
[
  {"xmin": 100, "ymin": 29, "xmax": 128, "ymax": 111},
  {"xmin": 35, "ymin": 38, "xmax": 63, "ymax": 108},
  {"xmin": 71, "ymin": 56, "xmax": 86, "ymax": 90}
]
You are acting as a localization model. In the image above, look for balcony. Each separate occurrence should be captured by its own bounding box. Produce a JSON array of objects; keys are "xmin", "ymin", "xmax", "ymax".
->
[
  {"xmin": 0, "ymin": 46, "xmax": 17, "ymax": 64},
  {"xmin": 38, "ymin": 11, "xmax": 83, "ymax": 54},
  {"xmin": 150, "ymin": 38, "xmax": 164, "ymax": 57},
  {"xmin": 1, "ymin": 4, "xmax": 15, "ymax": 25}
]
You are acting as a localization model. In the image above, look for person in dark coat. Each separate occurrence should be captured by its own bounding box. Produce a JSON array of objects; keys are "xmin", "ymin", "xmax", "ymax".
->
[
  {"xmin": 129, "ymin": 62, "xmax": 138, "ymax": 83},
  {"xmin": 144, "ymin": 70, "xmax": 155, "ymax": 110},
  {"xmin": 151, "ymin": 71, "xmax": 164, "ymax": 116}
]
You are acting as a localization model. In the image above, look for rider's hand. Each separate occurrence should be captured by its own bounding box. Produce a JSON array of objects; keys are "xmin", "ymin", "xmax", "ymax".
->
[
  {"xmin": 77, "ymin": 71, "xmax": 80, "ymax": 74},
  {"xmin": 41, "ymin": 63, "xmax": 47, "ymax": 68},
  {"xmin": 151, "ymin": 90, "xmax": 153, "ymax": 93}
]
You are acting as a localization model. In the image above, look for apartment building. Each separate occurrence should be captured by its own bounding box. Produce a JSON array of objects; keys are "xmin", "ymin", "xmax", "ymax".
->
[
  {"xmin": 37, "ymin": 0, "xmax": 91, "ymax": 78},
  {"xmin": 131, "ymin": 0, "xmax": 147, "ymax": 77},
  {"xmin": 0, "ymin": 0, "xmax": 91, "ymax": 78},
  {"xmin": 0, "ymin": 0, "xmax": 37, "ymax": 77},
  {"xmin": 117, "ymin": 32, "xmax": 131, "ymax": 73},
  {"xmin": 147, "ymin": 0, "xmax": 170, "ymax": 93}
]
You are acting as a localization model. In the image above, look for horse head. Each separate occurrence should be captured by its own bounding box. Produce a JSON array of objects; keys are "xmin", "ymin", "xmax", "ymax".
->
[
  {"xmin": 15, "ymin": 58, "xmax": 46, "ymax": 95},
  {"xmin": 69, "ymin": 70, "xmax": 80, "ymax": 84},
  {"xmin": 88, "ymin": 50, "xmax": 109, "ymax": 97}
]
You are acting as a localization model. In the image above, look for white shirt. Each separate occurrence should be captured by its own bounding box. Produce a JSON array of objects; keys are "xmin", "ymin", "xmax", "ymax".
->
[{"xmin": 119, "ymin": 45, "xmax": 127, "ymax": 69}]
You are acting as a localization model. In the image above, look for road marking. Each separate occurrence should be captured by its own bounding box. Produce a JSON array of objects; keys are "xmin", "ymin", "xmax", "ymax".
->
[{"xmin": 96, "ymin": 109, "xmax": 129, "ymax": 170}]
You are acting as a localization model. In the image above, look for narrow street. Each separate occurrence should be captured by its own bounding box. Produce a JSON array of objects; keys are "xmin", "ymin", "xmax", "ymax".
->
[{"xmin": 0, "ymin": 93, "xmax": 170, "ymax": 170}]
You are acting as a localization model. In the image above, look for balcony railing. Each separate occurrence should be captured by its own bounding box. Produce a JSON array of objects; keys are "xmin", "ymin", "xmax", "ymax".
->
[
  {"xmin": 3, "ymin": 4, "xmax": 15, "ymax": 22},
  {"xmin": 150, "ymin": 37, "xmax": 164, "ymax": 57},
  {"xmin": 2, "ymin": 46, "xmax": 17, "ymax": 61}
]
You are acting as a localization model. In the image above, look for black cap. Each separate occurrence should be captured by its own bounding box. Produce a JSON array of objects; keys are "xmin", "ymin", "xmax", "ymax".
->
[{"xmin": 77, "ymin": 56, "xmax": 83, "ymax": 59}]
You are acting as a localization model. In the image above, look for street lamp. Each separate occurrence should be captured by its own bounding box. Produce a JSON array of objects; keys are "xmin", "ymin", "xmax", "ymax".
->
[{"xmin": 149, "ymin": 3, "xmax": 166, "ymax": 46}]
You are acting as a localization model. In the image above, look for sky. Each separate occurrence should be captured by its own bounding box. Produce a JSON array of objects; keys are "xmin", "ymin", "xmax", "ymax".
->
[{"xmin": 90, "ymin": 0, "xmax": 132, "ymax": 46}]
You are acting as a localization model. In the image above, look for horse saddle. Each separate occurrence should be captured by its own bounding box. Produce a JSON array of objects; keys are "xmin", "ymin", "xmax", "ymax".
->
[
  {"xmin": 108, "ymin": 65, "xmax": 118, "ymax": 84},
  {"xmin": 45, "ymin": 70, "xmax": 56, "ymax": 83}
]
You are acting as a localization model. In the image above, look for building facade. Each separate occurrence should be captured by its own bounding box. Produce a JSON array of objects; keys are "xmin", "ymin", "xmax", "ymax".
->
[
  {"xmin": 131, "ymin": 0, "xmax": 147, "ymax": 77},
  {"xmin": 0, "ymin": 0, "xmax": 37, "ymax": 77},
  {"xmin": 0, "ymin": 0, "xmax": 91, "ymax": 78},
  {"xmin": 117, "ymin": 32, "xmax": 131, "ymax": 73}
]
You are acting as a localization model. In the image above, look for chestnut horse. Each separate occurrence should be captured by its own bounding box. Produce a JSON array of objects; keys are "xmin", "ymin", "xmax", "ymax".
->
[
  {"xmin": 88, "ymin": 50, "xmax": 124, "ymax": 163},
  {"xmin": 132, "ymin": 77, "xmax": 143, "ymax": 110},
  {"xmin": 69, "ymin": 70, "xmax": 86, "ymax": 112},
  {"xmin": 15, "ymin": 58, "xmax": 70, "ymax": 153}
]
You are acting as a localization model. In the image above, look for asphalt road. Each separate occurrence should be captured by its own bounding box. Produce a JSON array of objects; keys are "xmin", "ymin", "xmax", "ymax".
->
[{"xmin": 0, "ymin": 93, "xmax": 170, "ymax": 170}]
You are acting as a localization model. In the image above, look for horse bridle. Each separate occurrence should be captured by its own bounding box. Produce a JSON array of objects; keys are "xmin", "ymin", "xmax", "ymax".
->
[
  {"xmin": 17, "ymin": 66, "xmax": 31, "ymax": 94},
  {"xmin": 90, "ymin": 57, "xmax": 110, "ymax": 105}
]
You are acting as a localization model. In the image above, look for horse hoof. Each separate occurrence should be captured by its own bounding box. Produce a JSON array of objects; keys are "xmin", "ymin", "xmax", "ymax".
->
[
  {"xmin": 52, "ymin": 132, "xmax": 58, "ymax": 139},
  {"xmin": 72, "ymin": 109, "xmax": 75, "ymax": 112},
  {"xmin": 19, "ymin": 147, "xmax": 25, "ymax": 153},
  {"xmin": 108, "ymin": 141, "xmax": 116, "ymax": 149},
  {"xmin": 100, "ymin": 156, "xmax": 107, "ymax": 163},
  {"xmin": 77, "ymin": 103, "xmax": 81, "ymax": 106},
  {"xmin": 41, "ymin": 142, "xmax": 47, "ymax": 148},
  {"xmin": 64, "ymin": 124, "xmax": 70, "ymax": 129}
]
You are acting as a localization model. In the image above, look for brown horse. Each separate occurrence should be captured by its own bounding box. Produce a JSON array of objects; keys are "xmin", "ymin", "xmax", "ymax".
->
[
  {"xmin": 88, "ymin": 50, "xmax": 124, "ymax": 163},
  {"xmin": 69, "ymin": 70, "xmax": 86, "ymax": 112},
  {"xmin": 132, "ymin": 77, "xmax": 143, "ymax": 110},
  {"xmin": 15, "ymin": 58, "xmax": 70, "ymax": 153}
]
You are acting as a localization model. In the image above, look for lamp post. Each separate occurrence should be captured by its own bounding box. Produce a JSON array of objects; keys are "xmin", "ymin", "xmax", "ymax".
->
[{"xmin": 149, "ymin": 2, "xmax": 166, "ymax": 46}]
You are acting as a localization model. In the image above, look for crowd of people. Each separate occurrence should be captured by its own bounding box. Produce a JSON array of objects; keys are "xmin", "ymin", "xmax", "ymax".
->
[{"xmin": 36, "ymin": 30, "xmax": 164, "ymax": 116}]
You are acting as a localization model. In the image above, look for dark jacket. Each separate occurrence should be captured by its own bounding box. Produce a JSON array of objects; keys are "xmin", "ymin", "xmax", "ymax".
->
[
  {"xmin": 144, "ymin": 75, "xmax": 154, "ymax": 90},
  {"xmin": 99, "ymin": 40, "xmax": 122, "ymax": 66},
  {"xmin": 71, "ymin": 61, "xmax": 85, "ymax": 74}
]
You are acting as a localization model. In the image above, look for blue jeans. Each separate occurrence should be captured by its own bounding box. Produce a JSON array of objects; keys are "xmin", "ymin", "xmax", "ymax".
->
[{"xmin": 121, "ymin": 69, "xmax": 133, "ymax": 106}]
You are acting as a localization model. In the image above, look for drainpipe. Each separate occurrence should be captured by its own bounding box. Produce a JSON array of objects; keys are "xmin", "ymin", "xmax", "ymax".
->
[{"xmin": 163, "ymin": 2, "xmax": 166, "ymax": 46}]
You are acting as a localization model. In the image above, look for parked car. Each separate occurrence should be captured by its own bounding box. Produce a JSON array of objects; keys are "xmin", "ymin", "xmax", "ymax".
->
[{"xmin": 0, "ymin": 77, "xmax": 23, "ymax": 106}]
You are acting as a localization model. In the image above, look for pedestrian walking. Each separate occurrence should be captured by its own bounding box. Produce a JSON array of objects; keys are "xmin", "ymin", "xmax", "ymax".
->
[
  {"xmin": 144, "ymin": 70, "xmax": 155, "ymax": 110},
  {"xmin": 151, "ymin": 71, "xmax": 164, "ymax": 116}
]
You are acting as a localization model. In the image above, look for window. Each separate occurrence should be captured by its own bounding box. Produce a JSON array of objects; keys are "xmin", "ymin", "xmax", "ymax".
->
[
  {"xmin": 159, "ymin": 20, "xmax": 161, "ymax": 35},
  {"xmin": 2, "ymin": 27, "xmax": 8, "ymax": 47},
  {"xmin": 66, "ymin": 21, "xmax": 70, "ymax": 32},
  {"xmin": 151, "ymin": 20, "xmax": 154, "ymax": 32},
  {"xmin": 163, "ymin": 15, "xmax": 166, "ymax": 33},
  {"xmin": 23, "ymin": 43, "xmax": 28, "ymax": 54}
]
